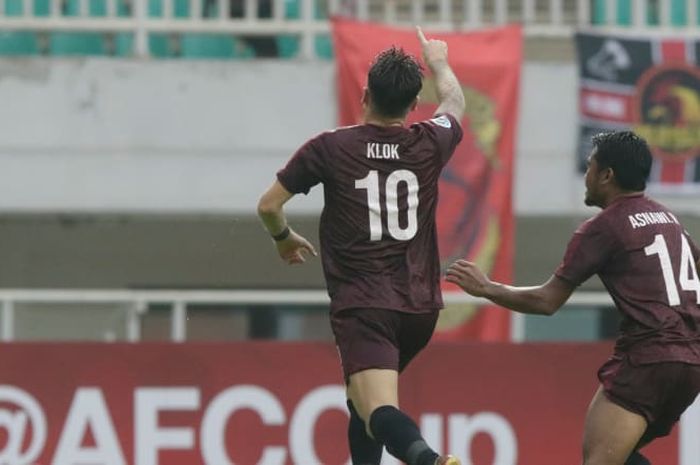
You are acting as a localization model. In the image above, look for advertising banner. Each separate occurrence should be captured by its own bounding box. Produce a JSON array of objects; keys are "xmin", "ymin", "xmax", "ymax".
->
[{"xmin": 0, "ymin": 342, "xmax": 690, "ymax": 464}]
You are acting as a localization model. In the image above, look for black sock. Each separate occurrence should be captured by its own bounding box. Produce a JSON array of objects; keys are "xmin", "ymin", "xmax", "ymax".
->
[
  {"xmin": 625, "ymin": 451, "xmax": 651, "ymax": 465},
  {"xmin": 347, "ymin": 400, "xmax": 383, "ymax": 465},
  {"xmin": 368, "ymin": 405, "xmax": 439, "ymax": 465}
]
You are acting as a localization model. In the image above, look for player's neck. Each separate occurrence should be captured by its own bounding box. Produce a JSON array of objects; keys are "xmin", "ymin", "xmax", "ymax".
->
[
  {"xmin": 364, "ymin": 112, "xmax": 406, "ymax": 127},
  {"xmin": 602, "ymin": 190, "xmax": 644, "ymax": 208}
]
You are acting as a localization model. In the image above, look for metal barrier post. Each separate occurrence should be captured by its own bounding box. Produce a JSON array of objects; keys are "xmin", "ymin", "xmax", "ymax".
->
[
  {"xmin": 1, "ymin": 300, "xmax": 15, "ymax": 342},
  {"xmin": 134, "ymin": 0, "xmax": 149, "ymax": 57},
  {"xmin": 172, "ymin": 300, "xmax": 187, "ymax": 342}
]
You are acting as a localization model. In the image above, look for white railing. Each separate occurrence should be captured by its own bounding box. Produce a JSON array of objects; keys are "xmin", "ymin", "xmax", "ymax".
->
[
  {"xmin": 0, "ymin": 288, "xmax": 614, "ymax": 342},
  {"xmin": 0, "ymin": 0, "xmax": 699, "ymax": 58}
]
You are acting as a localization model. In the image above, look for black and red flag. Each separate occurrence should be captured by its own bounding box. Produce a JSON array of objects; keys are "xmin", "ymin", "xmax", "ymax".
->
[{"xmin": 576, "ymin": 32, "xmax": 700, "ymax": 192}]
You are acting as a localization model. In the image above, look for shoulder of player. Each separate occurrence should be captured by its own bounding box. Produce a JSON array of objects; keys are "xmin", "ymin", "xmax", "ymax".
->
[
  {"xmin": 323, "ymin": 124, "xmax": 364, "ymax": 136},
  {"xmin": 605, "ymin": 194, "xmax": 674, "ymax": 222},
  {"xmin": 305, "ymin": 125, "xmax": 365, "ymax": 147},
  {"xmin": 297, "ymin": 127, "xmax": 352, "ymax": 151},
  {"xmin": 411, "ymin": 114, "xmax": 460, "ymax": 131},
  {"xmin": 575, "ymin": 209, "xmax": 616, "ymax": 236}
]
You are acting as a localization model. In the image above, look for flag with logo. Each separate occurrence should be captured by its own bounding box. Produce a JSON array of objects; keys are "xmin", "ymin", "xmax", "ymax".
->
[
  {"xmin": 576, "ymin": 32, "xmax": 700, "ymax": 192},
  {"xmin": 332, "ymin": 19, "xmax": 522, "ymax": 341}
]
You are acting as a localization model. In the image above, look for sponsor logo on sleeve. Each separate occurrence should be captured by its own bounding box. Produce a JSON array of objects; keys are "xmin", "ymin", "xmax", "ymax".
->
[{"xmin": 430, "ymin": 115, "xmax": 452, "ymax": 129}]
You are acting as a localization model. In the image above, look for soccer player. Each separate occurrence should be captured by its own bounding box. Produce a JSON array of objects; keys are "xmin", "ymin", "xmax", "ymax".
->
[
  {"xmin": 257, "ymin": 27, "xmax": 465, "ymax": 465},
  {"xmin": 446, "ymin": 131, "xmax": 700, "ymax": 465}
]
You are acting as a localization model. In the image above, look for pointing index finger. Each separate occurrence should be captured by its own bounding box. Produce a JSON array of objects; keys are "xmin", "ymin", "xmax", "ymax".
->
[{"xmin": 416, "ymin": 26, "xmax": 428, "ymax": 45}]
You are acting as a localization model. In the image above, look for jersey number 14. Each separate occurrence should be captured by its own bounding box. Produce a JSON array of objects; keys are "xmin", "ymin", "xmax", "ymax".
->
[
  {"xmin": 645, "ymin": 233, "xmax": 700, "ymax": 305},
  {"xmin": 355, "ymin": 170, "xmax": 419, "ymax": 241}
]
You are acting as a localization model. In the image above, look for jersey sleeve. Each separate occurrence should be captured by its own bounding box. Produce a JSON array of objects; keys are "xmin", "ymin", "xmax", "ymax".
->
[
  {"xmin": 418, "ymin": 113, "xmax": 464, "ymax": 166},
  {"xmin": 555, "ymin": 215, "xmax": 618, "ymax": 286},
  {"xmin": 276, "ymin": 136, "xmax": 326, "ymax": 195}
]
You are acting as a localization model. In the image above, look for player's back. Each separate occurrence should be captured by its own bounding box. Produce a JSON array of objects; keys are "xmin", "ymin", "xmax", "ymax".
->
[
  {"xmin": 285, "ymin": 114, "xmax": 462, "ymax": 314},
  {"xmin": 601, "ymin": 194, "xmax": 700, "ymax": 362}
]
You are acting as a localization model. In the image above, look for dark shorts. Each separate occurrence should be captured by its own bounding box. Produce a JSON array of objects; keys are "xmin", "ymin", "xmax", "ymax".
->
[
  {"xmin": 330, "ymin": 308, "xmax": 439, "ymax": 383},
  {"xmin": 598, "ymin": 355, "xmax": 700, "ymax": 442}
]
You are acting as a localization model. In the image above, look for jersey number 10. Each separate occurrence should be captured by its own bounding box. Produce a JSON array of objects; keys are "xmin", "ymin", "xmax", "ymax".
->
[
  {"xmin": 355, "ymin": 170, "xmax": 419, "ymax": 241},
  {"xmin": 645, "ymin": 233, "xmax": 700, "ymax": 305}
]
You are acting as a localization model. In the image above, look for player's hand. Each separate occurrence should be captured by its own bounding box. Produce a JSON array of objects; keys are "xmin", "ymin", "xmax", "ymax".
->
[
  {"xmin": 275, "ymin": 229, "xmax": 318, "ymax": 265},
  {"xmin": 416, "ymin": 26, "xmax": 448, "ymax": 69},
  {"xmin": 445, "ymin": 260, "xmax": 491, "ymax": 297}
]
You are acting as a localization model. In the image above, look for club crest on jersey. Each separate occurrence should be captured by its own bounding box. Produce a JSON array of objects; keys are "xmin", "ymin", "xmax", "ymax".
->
[
  {"xmin": 430, "ymin": 115, "xmax": 452, "ymax": 128},
  {"xmin": 366, "ymin": 142, "xmax": 400, "ymax": 159}
]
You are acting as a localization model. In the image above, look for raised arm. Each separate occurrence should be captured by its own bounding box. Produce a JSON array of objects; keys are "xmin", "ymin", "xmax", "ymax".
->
[
  {"xmin": 417, "ymin": 26, "xmax": 465, "ymax": 122},
  {"xmin": 446, "ymin": 260, "xmax": 576, "ymax": 316}
]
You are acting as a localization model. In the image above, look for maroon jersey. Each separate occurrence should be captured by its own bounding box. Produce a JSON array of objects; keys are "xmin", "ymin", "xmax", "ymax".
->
[
  {"xmin": 277, "ymin": 114, "xmax": 463, "ymax": 314},
  {"xmin": 556, "ymin": 194, "xmax": 700, "ymax": 363}
]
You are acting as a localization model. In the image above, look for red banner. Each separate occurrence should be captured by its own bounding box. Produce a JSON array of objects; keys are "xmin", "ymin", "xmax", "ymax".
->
[
  {"xmin": 331, "ymin": 19, "xmax": 522, "ymax": 340},
  {"xmin": 0, "ymin": 342, "xmax": 688, "ymax": 465}
]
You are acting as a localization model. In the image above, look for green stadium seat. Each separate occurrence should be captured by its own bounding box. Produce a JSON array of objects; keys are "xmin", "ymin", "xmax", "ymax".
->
[
  {"xmin": 173, "ymin": 0, "xmax": 188, "ymax": 16},
  {"xmin": 0, "ymin": 32, "xmax": 39, "ymax": 55},
  {"xmin": 618, "ymin": 0, "xmax": 632, "ymax": 25},
  {"xmin": 145, "ymin": 34, "xmax": 170, "ymax": 58},
  {"xmin": 592, "ymin": 0, "xmax": 634, "ymax": 25},
  {"xmin": 110, "ymin": 33, "xmax": 132, "ymax": 56},
  {"xmin": 182, "ymin": 35, "xmax": 232, "ymax": 57},
  {"xmin": 0, "ymin": 0, "xmax": 39, "ymax": 54},
  {"xmin": 276, "ymin": 34, "xmax": 298, "ymax": 58},
  {"xmin": 49, "ymin": 0, "xmax": 103, "ymax": 55},
  {"xmin": 4, "ymin": 0, "xmax": 25, "ymax": 16},
  {"xmin": 88, "ymin": 0, "xmax": 106, "ymax": 15},
  {"xmin": 50, "ymin": 32, "xmax": 105, "ymax": 55},
  {"xmin": 176, "ymin": 0, "xmax": 255, "ymax": 59},
  {"xmin": 277, "ymin": 0, "xmax": 333, "ymax": 59},
  {"xmin": 34, "ymin": 0, "xmax": 50, "ymax": 16},
  {"xmin": 592, "ymin": 0, "xmax": 699, "ymax": 26},
  {"xmin": 671, "ymin": 0, "xmax": 693, "ymax": 25},
  {"xmin": 315, "ymin": 35, "xmax": 332, "ymax": 59},
  {"xmin": 278, "ymin": 34, "xmax": 334, "ymax": 59},
  {"xmin": 0, "ymin": 0, "xmax": 333, "ymax": 58}
]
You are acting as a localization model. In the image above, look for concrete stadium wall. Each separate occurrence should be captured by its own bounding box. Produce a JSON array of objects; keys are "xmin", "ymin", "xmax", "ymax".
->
[
  {"xmin": 0, "ymin": 57, "xmax": 698, "ymax": 295},
  {"xmin": 2, "ymin": 58, "xmax": 697, "ymax": 216}
]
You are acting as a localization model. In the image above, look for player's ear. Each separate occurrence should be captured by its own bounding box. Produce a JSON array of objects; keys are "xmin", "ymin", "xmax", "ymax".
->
[
  {"xmin": 409, "ymin": 96, "xmax": 419, "ymax": 112},
  {"xmin": 601, "ymin": 167, "xmax": 615, "ymax": 185},
  {"xmin": 361, "ymin": 87, "xmax": 370, "ymax": 107}
]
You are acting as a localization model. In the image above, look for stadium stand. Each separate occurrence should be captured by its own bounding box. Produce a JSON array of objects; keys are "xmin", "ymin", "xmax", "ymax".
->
[{"xmin": 0, "ymin": 0, "xmax": 697, "ymax": 59}]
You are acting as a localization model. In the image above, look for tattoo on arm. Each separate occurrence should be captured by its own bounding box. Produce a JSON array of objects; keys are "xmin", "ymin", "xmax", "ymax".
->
[{"xmin": 432, "ymin": 62, "xmax": 465, "ymax": 121}]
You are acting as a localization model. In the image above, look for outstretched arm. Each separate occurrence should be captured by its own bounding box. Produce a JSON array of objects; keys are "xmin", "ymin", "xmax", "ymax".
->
[
  {"xmin": 258, "ymin": 180, "xmax": 317, "ymax": 265},
  {"xmin": 446, "ymin": 260, "xmax": 576, "ymax": 316},
  {"xmin": 417, "ymin": 26, "xmax": 465, "ymax": 121}
]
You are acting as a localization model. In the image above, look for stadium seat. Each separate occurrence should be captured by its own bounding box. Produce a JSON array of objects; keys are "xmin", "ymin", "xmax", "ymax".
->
[
  {"xmin": 670, "ymin": 0, "xmax": 695, "ymax": 25},
  {"xmin": 277, "ymin": 0, "xmax": 333, "ymax": 59},
  {"xmin": 175, "ymin": 0, "xmax": 254, "ymax": 59},
  {"xmin": 181, "ymin": 35, "xmax": 254, "ymax": 59},
  {"xmin": 592, "ymin": 0, "xmax": 699, "ymax": 26},
  {"xmin": 50, "ymin": 32, "xmax": 105, "ymax": 55},
  {"xmin": 0, "ymin": 32, "xmax": 39, "ymax": 55},
  {"xmin": 144, "ymin": 0, "xmax": 252, "ymax": 59},
  {"xmin": 34, "ymin": 0, "xmax": 50, "ymax": 16},
  {"xmin": 0, "ymin": 0, "xmax": 333, "ymax": 58},
  {"xmin": 49, "ymin": 0, "xmax": 105, "ymax": 55},
  {"xmin": 0, "ymin": 0, "xmax": 40, "ymax": 55}
]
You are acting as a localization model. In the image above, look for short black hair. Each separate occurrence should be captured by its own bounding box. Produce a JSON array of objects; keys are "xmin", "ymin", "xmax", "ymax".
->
[
  {"xmin": 592, "ymin": 131, "xmax": 652, "ymax": 191},
  {"xmin": 367, "ymin": 47, "xmax": 423, "ymax": 118}
]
